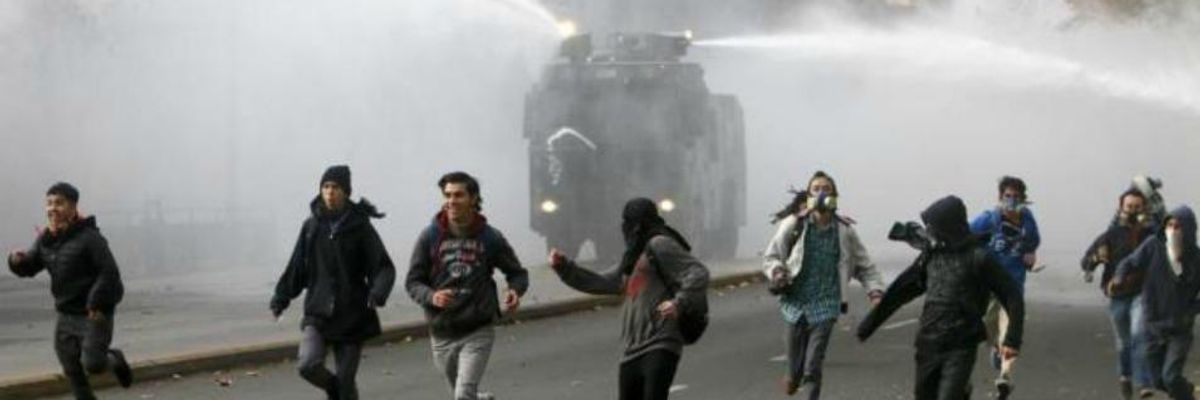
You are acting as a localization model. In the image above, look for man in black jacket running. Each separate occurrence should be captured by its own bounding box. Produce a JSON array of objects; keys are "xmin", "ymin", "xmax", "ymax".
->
[{"xmin": 857, "ymin": 195, "xmax": 1024, "ymax": 400}]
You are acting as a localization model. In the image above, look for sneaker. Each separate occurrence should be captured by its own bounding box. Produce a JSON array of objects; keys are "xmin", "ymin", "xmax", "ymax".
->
[
  {"xmin": 1119, "ymin": 377, "xmax": 1133, "ymax": 400},
  {"xmin": 995, "ymin": 378, "xmax": 1013, "ymax": 400},
  {"xmin": 780, "ymin": 376, "xmax": 799, "ymax": 396},
  {"xmin": 1138, "ymin": 387, "xmax": 1156, "ymax": 398},
  {"xmin": 108, "ymin": 349, "xmax": 133, "ymax": 388},
  {"xmin": 477, "ymin": 392, "xmax": 496, "ymax": 400}
]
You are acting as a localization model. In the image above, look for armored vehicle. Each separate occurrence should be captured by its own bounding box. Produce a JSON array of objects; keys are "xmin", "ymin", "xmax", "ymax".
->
[{"xmin": 523, "ymin": 32, "xmax": 746, "ymax": 261}]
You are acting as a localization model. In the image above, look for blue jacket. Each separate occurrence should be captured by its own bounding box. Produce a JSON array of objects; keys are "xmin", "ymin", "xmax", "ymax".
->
[
  {"xmin": 970, "ymin": 207, "xmax": 1040, "ymax": 290},
  {"xmin": 1115, "ymin": 206, "xmax": 1200, "ymax": 335}
]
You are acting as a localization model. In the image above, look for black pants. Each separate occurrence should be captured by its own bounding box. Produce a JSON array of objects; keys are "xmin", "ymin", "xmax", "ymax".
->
[
  {"xmin": 914, "ymin": 347, "xmax": 976, "ymax": 400},
  {"xmin": 297, "ymin": 326, "xmax": 363, "ymax": 400},
  {"xmin": 618, "ymin": 350, "xmax": 681, "ymax": 400},
  {"xmin": 55, "ymin": 313, "xmax": 117, "ymax": 400}
]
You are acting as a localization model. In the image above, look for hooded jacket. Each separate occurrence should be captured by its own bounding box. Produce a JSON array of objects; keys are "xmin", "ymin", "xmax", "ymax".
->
[
  {"xmin": 8, "ymin": 216, "xmax": 124, "ymax": 315},
  {"xmin": 858, "ymin": 196, "xmax": 1025, "ymax": 351},
  {"xmin": 1081, "ymin": 217, "xmax": 1155, "ymax": 298},
  {"xmin": 406, "ymin": 211, "xmax": 529, "ymax": 338},
  {"xmin": 1114, "ymin": 206, "xmax": 1200, "ymax": 335},
  {"xmin": 272, "ymin": 198, "xmax": 396, "ymax": 342},
  {"xmin": 554, "ymin": 234, "xmax": 709, "ymax": 362}
]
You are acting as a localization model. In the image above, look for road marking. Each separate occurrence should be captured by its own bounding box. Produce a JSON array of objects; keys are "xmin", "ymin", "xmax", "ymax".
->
[
  {"xmin": 669, "ymin": 384, "xmax": 688, "ymax": 393},
  {"xmin": 882, "ymin": 318, "xmax": 919, "ymax": 331},
  {"xmin": 770, "ymin": 355, "xmax": 787, "ymax": 362}
]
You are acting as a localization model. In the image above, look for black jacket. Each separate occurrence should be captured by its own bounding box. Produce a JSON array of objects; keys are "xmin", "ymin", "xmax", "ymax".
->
[
  {"xmin": 406, "ymin": 211, "xmax": 529, "ymax": 338},
  {"xmin": 1114, "ymin": 206, "xmax": 1200, "ymax": 335},
  {"xmin": 857, "ymin": 196, "xmax": 1025, "ymax": 351},
  {"xmin": 1081, "ymin": 220, "xmax": 1154, "ymax": 298},
  {"xmin": 8, "ymin": 216, "xmax": 124, "ymax": 315},
  {"xmin": 272, "ymin": 198, "xmax": 396, "ymax": 342}
]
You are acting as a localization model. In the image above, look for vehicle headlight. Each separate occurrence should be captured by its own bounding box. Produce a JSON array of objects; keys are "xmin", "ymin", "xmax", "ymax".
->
[
  {"xmin": 556, "ymin": 20, "xmax": 578, "ymax": 38},
  {"xmin": 658, "ymin": 199, "xmax": 676, "ymax": 213},
  {"xmin": 541, "ymin": 200, "xmax": 559, "ymax": 214}
]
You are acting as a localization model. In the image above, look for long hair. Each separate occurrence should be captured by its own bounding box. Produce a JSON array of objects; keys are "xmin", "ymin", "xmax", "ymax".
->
[{"xmin": 770, "ymin": 189, "xmax": 807, "ymax": 224}]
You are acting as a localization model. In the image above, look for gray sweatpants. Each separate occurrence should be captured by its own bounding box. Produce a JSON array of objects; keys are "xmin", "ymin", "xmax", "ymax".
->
[
  {"xmin": 431, "ymin": 325, "xmax": 496, "ymax": 400},
  {"xmin": 297, "ymin": 326, "xmax": 363, "ymax": 400},
  {"xmin": 785, "ymin": 318, "xmax": 836, "ymax": 400},
  {"xmin": 55, "ymin": 313, "xmax": 116, "ymax": 400}
]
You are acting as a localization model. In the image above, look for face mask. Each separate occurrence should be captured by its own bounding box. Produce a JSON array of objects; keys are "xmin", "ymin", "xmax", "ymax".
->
[
  {"xmin": 999, "ymin": 197, "xmax": 1024, "ymax": 212},
  {"xmin": 1167, "ymin": 229, "xmax": 1183, "ymax": 251},
  {"xmin": 807, "ymin": 192, "xmax": 837, "ymax": 212},
  {"xmin": 1119, "ymin": 211, "xmax": 1147, "ymax": 227}
]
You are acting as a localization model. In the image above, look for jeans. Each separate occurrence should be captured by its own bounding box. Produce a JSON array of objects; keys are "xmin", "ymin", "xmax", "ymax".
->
[
  {"xmin": 1144, "ymin": 323, "xmax": 1195, "ymax": 400},
  {"xmin": 1108, "ymin": 295, "xmax": 1151, "ymax": 386},
  {"xmin": 785, "ymin": 317, "xmax": 836, "ymax": 400},
  {"xmin": 297, "ymin": 326, "xmax": 363, "ymax": 400},
  {"xmin": 431, "ymin": 325, "xmax": 496, "ymax": 400}
]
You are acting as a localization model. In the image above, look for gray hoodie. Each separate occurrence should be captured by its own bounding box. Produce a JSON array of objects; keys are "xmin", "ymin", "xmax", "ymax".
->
[{"xmin": 554, "ymin": 235, "xmax": 709, "ymax": 362}]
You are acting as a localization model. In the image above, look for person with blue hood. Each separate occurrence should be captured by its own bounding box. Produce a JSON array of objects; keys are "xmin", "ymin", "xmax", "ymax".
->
[
  {"xmin": 1112, "ymin": 206, "xmax": 1200, "ymax": 400},
  {"xmin": 969, "ymin": 175, "xmax": 1039, "ymax": 399},
  {"xmin": 858, "ymin": 195, "xmax": 1024, "ymax": 400},
  {"xmin": 271, "ymin": 165, "xmax": 397, "ymax": 400}
]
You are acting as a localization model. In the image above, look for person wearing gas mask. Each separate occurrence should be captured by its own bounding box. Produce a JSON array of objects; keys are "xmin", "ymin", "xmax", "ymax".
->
[
  {"xmin": 857, "ymin": 195, "xmax": 1025, "ymax": 400},
  {"xmin": 1130, "ymin": 174, "xmax": 1168, "ymax": 231},
  {"xmin": 762, "ymin": 171, "xmax": 885, "ymax": 398},
  {"xmin": 1082, "ymin": 188, "xmax": 1157, "ymax": 399},
  {"xmin": 406, "ymin": 171, "xmax": 528, "ymax": 400},
  {"xmin": 968, "ymin": 175, "xmax": 1040, "ymax": 399},
  {"xmin": 1111, "ymin": 206, "xmax": 1200, "ymax": 400}
]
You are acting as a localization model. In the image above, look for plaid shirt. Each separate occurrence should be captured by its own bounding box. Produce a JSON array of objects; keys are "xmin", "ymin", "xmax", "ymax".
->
[{"xmin": 781, "ymin": 218, "xmax": 842, "ymax": 324}]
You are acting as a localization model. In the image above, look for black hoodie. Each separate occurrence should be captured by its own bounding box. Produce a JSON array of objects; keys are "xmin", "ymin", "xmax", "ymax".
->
[
  {"xmin": 858, "ymin": 196, "xmax": 1025, "ymax": 351},
  {"xmin": 8, "ymin": 216, "xmax": 124, "ymax": 315},
  {"xmin": 272, "ymin": 198, "xmax": 396, "ymax": 342},
  {"xmin": 1115, "ymin": 206, "xmax": 1200, "ymax": 335}
]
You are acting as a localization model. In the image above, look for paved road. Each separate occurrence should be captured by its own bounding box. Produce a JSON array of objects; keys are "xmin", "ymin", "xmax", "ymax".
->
[
  {"xmin": 44, "ymin": 279, "xmax": 1198, "ymax": 400},
  {"xmin": 0, "ymin": 260, "xmax": 759, "ymax": 380}
]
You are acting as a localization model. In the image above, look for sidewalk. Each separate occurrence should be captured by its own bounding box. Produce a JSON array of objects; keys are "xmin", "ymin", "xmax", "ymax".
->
[{"xmin": 0, "ymin": 260, "xmax": 763, "ymax": 399}]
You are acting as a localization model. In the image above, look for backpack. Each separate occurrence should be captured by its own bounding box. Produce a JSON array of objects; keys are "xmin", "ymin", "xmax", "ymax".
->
[{"xmin": 649, "ymin": 250, "xmax": 709, "ymax": 345}]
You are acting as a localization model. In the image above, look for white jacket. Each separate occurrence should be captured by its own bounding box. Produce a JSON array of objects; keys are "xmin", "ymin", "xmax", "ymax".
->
[{"xmin": 762, "ymin": 213, "xmax": 887, "ymax": 301}]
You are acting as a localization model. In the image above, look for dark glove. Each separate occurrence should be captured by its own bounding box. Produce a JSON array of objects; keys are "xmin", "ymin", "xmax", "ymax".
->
[
  {"xmin": 269, "ymin": 297, "xmax": 289, "ymax": 318},
  {"xmin": 368, "ymin": 294, "xmax": 387, "ymax": 309}
]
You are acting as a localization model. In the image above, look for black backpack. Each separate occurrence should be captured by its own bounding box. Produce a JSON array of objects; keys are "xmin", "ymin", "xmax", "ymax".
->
[{"xmin": 650, "ymin": 251, "xmax": 709, "ymax": 345}]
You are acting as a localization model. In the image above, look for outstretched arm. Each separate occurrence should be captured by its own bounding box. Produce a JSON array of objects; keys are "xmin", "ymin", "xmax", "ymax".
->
[{"xmin": 857, "ymin": 254, "xmax": 927, "ymax": 342}]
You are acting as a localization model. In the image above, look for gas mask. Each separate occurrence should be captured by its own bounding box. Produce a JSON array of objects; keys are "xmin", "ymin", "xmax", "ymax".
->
[
  {"xmin": 807, "ymin": 192, "xmax": 837, "ymax": 212},
  {"xmin": 1119, "ymin": 211, "xmax": 1147, "ymax": 227},
  {"xmin": 999, "ymin": 197, "xmax": 1025, "ymax": 213}
]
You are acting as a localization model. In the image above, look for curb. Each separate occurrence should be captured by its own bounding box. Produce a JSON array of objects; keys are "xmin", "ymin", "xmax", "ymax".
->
[{"xmin": 0, "ymin": 270, "xmax": 763, "ymax": 399}]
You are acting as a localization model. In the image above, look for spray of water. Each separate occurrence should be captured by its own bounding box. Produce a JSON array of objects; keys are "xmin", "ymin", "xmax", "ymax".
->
[{"xmin": 695, "ymin": 27, "xmax": 1200, "ymax": 116}]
